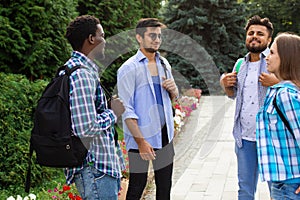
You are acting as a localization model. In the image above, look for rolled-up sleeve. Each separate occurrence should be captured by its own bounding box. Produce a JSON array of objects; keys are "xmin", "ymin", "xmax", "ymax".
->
[{"xmin": 117, "ymin": 65, "xmax": 139, "ymax": 120}]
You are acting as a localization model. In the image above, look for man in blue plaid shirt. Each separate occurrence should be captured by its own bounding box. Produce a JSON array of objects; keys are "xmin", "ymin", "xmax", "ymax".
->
[{"xmin": 63, "ymin": 15, "xmax": 125, "ymax": 200}]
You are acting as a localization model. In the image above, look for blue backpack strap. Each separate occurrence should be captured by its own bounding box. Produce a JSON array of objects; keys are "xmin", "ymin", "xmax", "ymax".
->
[{"xmin": 235, "ymin": 58, "xmax": 244, "ymax": 73}]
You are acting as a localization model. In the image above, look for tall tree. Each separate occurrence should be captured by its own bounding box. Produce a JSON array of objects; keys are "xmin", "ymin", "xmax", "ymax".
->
[
  {"xmin": 141, "ymin": 0, "xmax": 164, "ymax": 18},
  {"xmin": 243, "ymin": 0, "xmax": 300, "ymax": 36},
  {"xmin": 0, "ymin": 0, "xmax": 77, "ymax": 79},
  {"xmin": 162, "ymin": 0, "xmax": 247, "ymax": 94}
]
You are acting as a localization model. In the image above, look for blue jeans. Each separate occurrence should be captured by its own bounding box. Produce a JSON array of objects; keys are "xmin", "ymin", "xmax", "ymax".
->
[
  {"xmin": 74, "ymin": 165, "xmax": 120, "ymax": 200},
  {"xmin": 271, "ymin": 182, "xmax": 300, "ymax": 200},
  {"xmin": 235, "ymin": 140, "xmax": 259, "ymax": 200}
]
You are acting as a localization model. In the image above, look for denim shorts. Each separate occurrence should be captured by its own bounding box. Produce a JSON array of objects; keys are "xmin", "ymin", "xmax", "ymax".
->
[
  {"xmin": 74, "ymin": 165, "xmax": 120, "ymax": 200},
  {"xmin": 271, "ymin": 182, "xmax": 300, "ymax": 200}
]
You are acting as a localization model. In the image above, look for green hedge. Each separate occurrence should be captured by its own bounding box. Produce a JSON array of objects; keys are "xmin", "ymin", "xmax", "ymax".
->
[{"xmin": 0, "ymin": 72, "xmax": 62, "ymax": 193}]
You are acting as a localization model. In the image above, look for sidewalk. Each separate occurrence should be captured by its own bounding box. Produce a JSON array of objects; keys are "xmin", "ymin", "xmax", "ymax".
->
[{"xmin": 171, "ymin": 96, "xmax": 270, "ymax": 200}]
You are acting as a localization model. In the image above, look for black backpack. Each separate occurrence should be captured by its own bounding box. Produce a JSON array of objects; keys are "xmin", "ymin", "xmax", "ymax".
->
[{"xmin": 25, "ymin": 66, "xmax": 91, "ymax": 192}]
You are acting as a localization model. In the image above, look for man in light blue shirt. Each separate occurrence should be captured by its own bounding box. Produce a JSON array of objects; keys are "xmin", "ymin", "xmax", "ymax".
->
[{"xmin": 117, "ymin": 18, "xmax": 178, "ymax": 200}]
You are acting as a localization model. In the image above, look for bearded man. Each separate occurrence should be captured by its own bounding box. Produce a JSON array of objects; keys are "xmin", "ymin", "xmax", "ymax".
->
[{"xmin": 220, "ymin": 15, "xmax": 279, "ymax": 200}]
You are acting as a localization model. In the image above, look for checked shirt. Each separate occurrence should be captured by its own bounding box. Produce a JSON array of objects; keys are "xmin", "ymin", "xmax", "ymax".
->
[
  {"xmin": 256, "ymin": 81, "xmax": 300, "ymax": 182},
  {"xmin": 64, "ymin": 51, "xmax": 124, "ymax": 185}
]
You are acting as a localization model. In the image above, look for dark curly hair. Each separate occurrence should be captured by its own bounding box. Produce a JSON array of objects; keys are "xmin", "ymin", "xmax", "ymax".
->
[
  {"xmin": 245, "ymin": 15, "xmax": 274, "ymax": 37},
  {"xmin": 66, "ymin": 15, "xmax": 100, "ymax": 51}
]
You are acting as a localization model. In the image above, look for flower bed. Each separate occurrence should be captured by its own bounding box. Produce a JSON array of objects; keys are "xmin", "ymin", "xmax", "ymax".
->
[{"xmin": 174, "ymin": 88, "xmax": 202, "ymax": 134}]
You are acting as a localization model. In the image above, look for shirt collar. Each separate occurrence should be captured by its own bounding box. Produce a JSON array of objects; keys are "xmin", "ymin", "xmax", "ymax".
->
[
  {"xmin": 136, "ymin": 49, "xmax": 161, "ymax": 62},
  {"xmin": 271, "ymin": 80, "xmax": 299, "ymax": 91},
  {"xmin": 70, "ymin": 51, "xmax": 99, "ymax": 73},
  {"xmin": 244, "ymin": 47, "xmax": 270, "ymax": 61}
]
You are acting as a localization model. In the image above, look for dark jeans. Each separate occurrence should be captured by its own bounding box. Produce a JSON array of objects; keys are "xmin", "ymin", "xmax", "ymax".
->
[{"xmin": 126, "ymin": 141, "xmax": 174, "ymax": 200}]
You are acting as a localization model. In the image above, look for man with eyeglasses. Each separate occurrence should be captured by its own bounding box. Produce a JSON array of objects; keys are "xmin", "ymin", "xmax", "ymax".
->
[{"xmin": 117, "ymin": 18, "xmax": 178, "ymax": 200}]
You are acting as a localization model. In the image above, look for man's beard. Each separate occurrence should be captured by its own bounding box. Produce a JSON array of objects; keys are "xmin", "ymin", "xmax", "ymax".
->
[
  {"xmin": 144, "ymin": 47, "xmax": 158, "ymax": 53},
  {"xmin": 246, "ymin": 43, "xmax": 268, "ymax": 53}
]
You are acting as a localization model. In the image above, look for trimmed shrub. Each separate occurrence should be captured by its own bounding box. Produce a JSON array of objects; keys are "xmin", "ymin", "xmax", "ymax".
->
[{"xmin": 0, "ymin": 72, "xmax": 61, "ymax": 192}]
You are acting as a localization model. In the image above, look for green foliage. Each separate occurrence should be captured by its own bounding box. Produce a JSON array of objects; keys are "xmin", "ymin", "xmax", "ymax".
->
[
  {"xmin": 76, "ymin": 0, "xmax": 163, "ymax": 92},
  {"xmin": 243, "ymin": 0, "xmax": 300, "ymax": 36},
  {"xmin": 77, "ymin": 0, "xmax": 143, "ymax": 36},
  {"xmin": 0, "ymin": 72, "xmax": 61, "ymax": 192},
  {"xmin": 0, "ymin": 0, "xmax": 77, "ymax": 79},
  {"xmin": 162, "ymin": 0, "xmax": 248, "ymax": 94}
]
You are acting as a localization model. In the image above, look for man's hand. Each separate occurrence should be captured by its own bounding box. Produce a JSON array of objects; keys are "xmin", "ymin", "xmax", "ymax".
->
[
  {"xmin": 110, "ymin": 97, "xmax": 125, "ymax": 118},
  {"xmin": 259, "ymin": 73, "xmax": 279, "ymax": 86},
  {"xmin": 125, "ymin": 118, "xmax": 156, "ymax": 160},
  {"xmin": 220, "ymin": 72, "xmax": 237, "ymax": 97},
  {"xmin": 137, "ymin": 139, "xmax": 156, "ymax": 160},
  {"xmin": 162, "ymin": 77, "xmax": 178, "ymax": 99},
  {"xmin": 221, "ymin": 72, "xmax": 237, "ymax": 88}
]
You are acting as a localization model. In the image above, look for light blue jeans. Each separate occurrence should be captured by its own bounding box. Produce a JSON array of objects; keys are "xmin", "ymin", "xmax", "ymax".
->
[
  {"xmin": 235, "ymin": 140, "xmax": 259, "ymax": 200},
  {"xmin": 271, "ymin": 182, "xmax": 300, "ymax": 200},
  {"xmin": 74, "ymin": 165, "xmax": 120, "ymax": 200}
]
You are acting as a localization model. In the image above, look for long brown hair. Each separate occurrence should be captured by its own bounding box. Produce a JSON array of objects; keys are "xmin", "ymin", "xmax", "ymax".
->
[{"xmin": 276, "ymin": 32, "xmax": 300, "ymax": 87}]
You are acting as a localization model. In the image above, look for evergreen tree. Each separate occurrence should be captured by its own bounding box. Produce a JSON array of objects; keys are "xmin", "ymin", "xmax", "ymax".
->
[
  {"xmin": 162, "ymin": 0, "xmax": 247, "ymax": 94},
  {"xmin": 141, "ymin": 0, "xmax": 164, "ymax": 18},
  {"xmin": 0, "ymin": 0, "xmax": 78, "ymax": 79},
  {"xmin": 243, "ymin": 0, "xmax": 300, "ymax": 36}
]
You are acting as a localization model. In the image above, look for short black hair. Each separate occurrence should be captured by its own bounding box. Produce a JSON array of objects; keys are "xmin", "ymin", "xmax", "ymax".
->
[
  {"xmin": 66, "ymin": 15, "xmax": 100, "ymax": 51},
  {"xmin": 135, "ymin": 18, "xmax": 166, "ymax": 38},
  {"xmin": 245, "ymin": 15, "xmax": 274, "ymax": 37}
]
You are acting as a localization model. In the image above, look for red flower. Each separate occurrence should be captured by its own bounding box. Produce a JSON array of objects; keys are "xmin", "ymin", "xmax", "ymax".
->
[
  {"xmin": 63, "ymin": 185, "xmax": 71, "ymax": 192},
  {"xmin": 174, "ymin": 104, "xmax": 181, "ymax": 110},
  {"xmin": 75, "ymin": 196, "xmax": 82, "ymax": 200},
  {"xmin": 68, "ymin": 192, "xmax": 74, "ymax": 199}
]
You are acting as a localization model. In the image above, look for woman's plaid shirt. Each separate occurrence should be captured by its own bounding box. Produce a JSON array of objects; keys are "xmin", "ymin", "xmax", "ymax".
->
[{"xmin": 256, "ymin": 81, "xmax": 300, "ymax": 182}]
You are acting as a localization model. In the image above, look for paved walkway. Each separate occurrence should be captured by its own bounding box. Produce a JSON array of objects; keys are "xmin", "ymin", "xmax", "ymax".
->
[{"xmin": 171, "ymin": 96, "xmax": 270, "ymax": 200}]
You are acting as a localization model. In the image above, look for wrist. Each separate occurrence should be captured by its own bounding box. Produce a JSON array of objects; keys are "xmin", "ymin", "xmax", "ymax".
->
[{"xmin": 134, "ymin": 137, "xmax": 146, "ymax": 146}]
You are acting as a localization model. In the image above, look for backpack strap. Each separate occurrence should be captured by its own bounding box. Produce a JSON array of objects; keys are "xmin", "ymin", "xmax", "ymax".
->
[
  {"xmin": 25, "ymin": 141, "xmax": 33, "ymax": 193},
  {"xmin": 65, "ymin": 65, "xmax": 81, "ymax": 76},
  {"xmin": 160, "ymin": 57, "xmax": 168, "ymax": 78},
  {"xmin": 235, "ymin": 58, "xmax": 244, "ymax": 73},
  {"xmin": 273, "ymin": 92, "xmax": 295, "ymax": 140}
]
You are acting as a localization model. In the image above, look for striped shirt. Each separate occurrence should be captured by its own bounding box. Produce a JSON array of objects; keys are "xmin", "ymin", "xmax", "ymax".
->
[
  {"xmin": 63, "ymin": 51, "xmax": 124, "ymax": 184},
  {"xmin": 256, "ymin": 81, "xmax": 300, "ymax": 182},
  {"xmin": 231, "ymin": 48, "xmax": 270, "ymax": 148}
]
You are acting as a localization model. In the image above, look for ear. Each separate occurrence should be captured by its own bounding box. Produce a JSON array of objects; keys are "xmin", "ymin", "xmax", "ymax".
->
[
  {"xmin": 88, "ymin": 34, "xmax": 95, "ymax": 44},
  {"xmin": 136, "ymin": 34, "xmax": 142, "ymax": 44}
]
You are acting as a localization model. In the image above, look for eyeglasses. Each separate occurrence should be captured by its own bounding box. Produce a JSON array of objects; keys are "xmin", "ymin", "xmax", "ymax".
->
[{"xmin": 148, "ymin": 33, "xmax": 162, "ymax": 41}]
